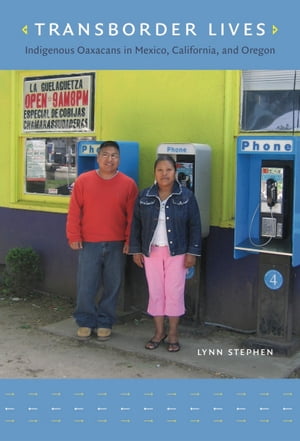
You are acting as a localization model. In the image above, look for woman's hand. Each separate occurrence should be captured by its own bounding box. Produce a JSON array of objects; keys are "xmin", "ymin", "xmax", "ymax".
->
[
  {"xmin": 184, "ymin": 254, "xmax": 196, "ymax": 268},
  {"xmin": 133, "ymin": 253, "xmax": 144, "ymax": 268}
]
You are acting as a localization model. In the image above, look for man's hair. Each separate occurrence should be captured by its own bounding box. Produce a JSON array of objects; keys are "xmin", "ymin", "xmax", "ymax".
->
[{"xmin": 97, "ymin": 140, "xmax": 120, "ymax": 153}]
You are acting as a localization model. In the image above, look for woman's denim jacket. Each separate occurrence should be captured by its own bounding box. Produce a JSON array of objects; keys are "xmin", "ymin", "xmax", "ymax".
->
[{"xmin": 129, "ymin": 181, "xmax": 202, "ymax": 257}]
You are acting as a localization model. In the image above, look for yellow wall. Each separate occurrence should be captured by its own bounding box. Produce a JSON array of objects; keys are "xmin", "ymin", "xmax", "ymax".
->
[
  {"xmin": 0, "ymin": 71, "xmax": 15, "ymax": 207},
  {"xmin": 0, "ymin": 70, "xmax": 240, "ymax": 228}
]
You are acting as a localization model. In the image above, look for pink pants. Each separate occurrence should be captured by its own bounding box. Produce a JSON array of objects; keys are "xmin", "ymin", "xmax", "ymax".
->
[{"xmin": 143, "ymin": 246, "xmax": 186, "ymax": 317}]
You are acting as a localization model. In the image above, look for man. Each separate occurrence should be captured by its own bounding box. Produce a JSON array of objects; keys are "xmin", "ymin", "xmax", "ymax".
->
[{"xmin": 66, "ymin": 140, "xmax": 138, "ymax": 340}]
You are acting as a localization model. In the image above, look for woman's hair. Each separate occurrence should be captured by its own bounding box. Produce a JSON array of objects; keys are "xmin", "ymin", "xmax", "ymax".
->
[{"xmin": 154, "ymin": 154, "xmax": 176, "ymax": 171}]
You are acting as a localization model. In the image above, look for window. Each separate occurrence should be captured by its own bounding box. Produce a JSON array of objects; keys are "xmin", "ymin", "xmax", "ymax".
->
[
  {"xmin": 241, "ymin": 70, "xmax": 300, "ymax": 132},
  {"xmin": 25, "ymin": 136, "xmax": 93, "ymax": 195},
  {"xmin": 22, "ymin": 72, "xmax": 96, "ymax": 197}
]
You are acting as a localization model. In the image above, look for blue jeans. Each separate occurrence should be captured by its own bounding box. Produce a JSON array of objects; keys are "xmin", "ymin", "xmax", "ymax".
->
[{"xmin": 74, "ymin": 241, "xmax": 125, "ymax": 329}]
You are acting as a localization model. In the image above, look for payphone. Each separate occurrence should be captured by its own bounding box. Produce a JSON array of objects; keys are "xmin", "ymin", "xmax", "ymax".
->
[
  {"xmin": 234, "ymin": 136, "xmax": 300, "ymax": 354},
  {"xmin": 260, "ymin": 161, "xmax": 293, "ymax": 240},
  {"xmin": 234, "ymin": 136, "xmax": 300, "ymax": 262},
  {"xmin": 157, "ymin": 143, "xmax": 211, "ymax": 238},
  {"xmin": 176, "ymin": 159, "xmax": 194, "ymax": 191}
]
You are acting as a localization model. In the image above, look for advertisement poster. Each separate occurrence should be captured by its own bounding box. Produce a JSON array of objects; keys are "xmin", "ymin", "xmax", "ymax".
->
[
  {"xmin": 1, "ymin": 1, "xmax": 300, "ymax": 440},
  {"xmin": 26, "ymin": 140, "xmax": 46, "ymax": 180}
]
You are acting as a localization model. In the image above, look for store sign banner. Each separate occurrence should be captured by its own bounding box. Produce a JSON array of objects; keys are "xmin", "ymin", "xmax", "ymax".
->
[{"xmin": 23, "ymin": 73, "xmax": 95, "ymax": 132}]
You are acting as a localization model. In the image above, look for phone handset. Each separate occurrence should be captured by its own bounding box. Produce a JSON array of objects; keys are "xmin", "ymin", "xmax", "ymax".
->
[{"xmin": 266, "ymin": 178, "xmax": 277, "ymax": 207}]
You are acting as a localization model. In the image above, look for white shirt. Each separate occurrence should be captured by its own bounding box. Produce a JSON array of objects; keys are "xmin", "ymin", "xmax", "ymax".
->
[{"xmin": 151, "ymin": 199, "xmax": 169, "ymax": 246}]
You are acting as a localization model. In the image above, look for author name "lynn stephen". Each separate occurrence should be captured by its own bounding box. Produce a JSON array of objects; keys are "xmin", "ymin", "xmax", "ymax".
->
[{"xmin": 197, "ymin": 348, "xmax": 273, "ymax": 356}]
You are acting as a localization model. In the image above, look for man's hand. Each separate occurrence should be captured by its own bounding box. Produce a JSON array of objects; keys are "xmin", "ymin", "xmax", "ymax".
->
[{"xmin": 69, "ymin": 241, "xmax": 83, "ymax": 250}]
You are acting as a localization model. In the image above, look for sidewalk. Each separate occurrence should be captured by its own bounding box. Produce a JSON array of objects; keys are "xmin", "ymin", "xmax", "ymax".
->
[{"xmin": 41, "ymin": 315, "xmax": 300, "ymax": 379}]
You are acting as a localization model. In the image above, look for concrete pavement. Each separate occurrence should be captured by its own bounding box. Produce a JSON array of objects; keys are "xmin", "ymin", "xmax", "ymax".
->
[{"xmin": 41, "ymin": 315, "xmax": 300, "ymax": 379}]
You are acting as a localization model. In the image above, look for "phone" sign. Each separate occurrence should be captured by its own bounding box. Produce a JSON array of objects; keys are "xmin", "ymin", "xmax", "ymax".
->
[{"xmin": 240, "ymin": 139, "xmax": 293, "ymax": 153}]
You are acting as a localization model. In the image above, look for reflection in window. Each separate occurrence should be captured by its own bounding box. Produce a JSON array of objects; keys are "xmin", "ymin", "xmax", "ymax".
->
[
  {"xmin": 25, "ymin": 137, "xmax": 93, "ymax": 195},
  {"xmin": 241, "ymin": 70, "xmax": 300, "ymax": 131}
]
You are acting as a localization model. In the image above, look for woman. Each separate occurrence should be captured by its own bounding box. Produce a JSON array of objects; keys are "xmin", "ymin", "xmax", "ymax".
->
[{"xmin": 129, "ymin": 155, "xmax": 201, "ymax": 352}]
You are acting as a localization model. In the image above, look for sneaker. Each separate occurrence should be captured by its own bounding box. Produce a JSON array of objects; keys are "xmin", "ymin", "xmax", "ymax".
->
[
  {"xmin": 97, "ymin": 328, "xmax": 112, "ymax": 341},
  {"xmin": 77, "ymin": 327, "xmax": 92, "ymax": 339}
]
